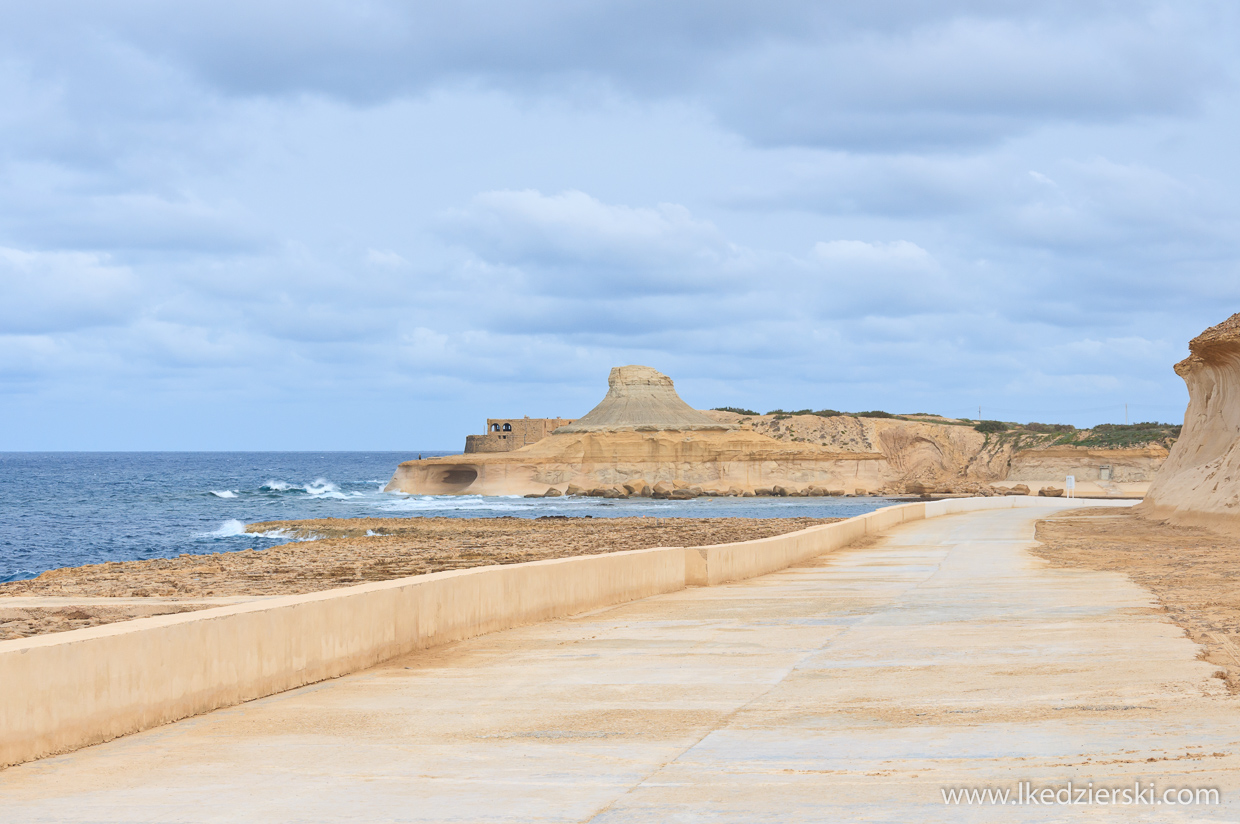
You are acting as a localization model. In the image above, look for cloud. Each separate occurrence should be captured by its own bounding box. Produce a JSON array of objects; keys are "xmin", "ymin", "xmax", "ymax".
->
[
  {"xmin": 365, "ymin": 249, "xmax": 408, "ymax": 267},
  {"xmin": 0, "ymin": 247, "xmax": 140, "ymax": 333},
  {"xmin": 0, "ymin": 2, "xmax": 1233, "ymax": 446},
  {"xmin": 440, "ymin": 189, "xmax": 754, "ymax": 296},
  {"xmin": 710, "ymin": 12, "xmax": 1218, "ymax": 150},
  {"xmin": 1, "ymin": 2, "xmax": 1226, "ymax": 155},
  {"xmin": 812, "ymin": 239, "xmax": 932, "ymax": 267}
]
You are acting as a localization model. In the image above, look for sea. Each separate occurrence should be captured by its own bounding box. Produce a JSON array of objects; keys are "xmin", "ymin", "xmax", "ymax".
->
[{"xmin": 0, "ymin": 452, "xmax": 898, "ymax": 583}]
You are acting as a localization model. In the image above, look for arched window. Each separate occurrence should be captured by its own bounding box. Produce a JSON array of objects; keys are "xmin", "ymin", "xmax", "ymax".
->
[
  {"xmin": 491, "ymin": 423, "xmax": 501, "ymax": 432},
  {"xmin": 502, "ymin": 423, "xmax": 512, "ymax": 431}
]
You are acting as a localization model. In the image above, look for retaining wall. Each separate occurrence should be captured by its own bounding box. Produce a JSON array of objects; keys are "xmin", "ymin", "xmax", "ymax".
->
[{"xmin": 0, "ymin": 496, "xmax": 1120, "ymax": 767}]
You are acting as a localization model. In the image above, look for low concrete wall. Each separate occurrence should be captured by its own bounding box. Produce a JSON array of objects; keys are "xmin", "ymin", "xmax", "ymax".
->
[
  {"xmin": 688, "ymin": 502, "xmax": 925, "ymax": 586},
  {"xmin": 0, "ymin": 547, "xmax": 686, "ymax": 768},
  {"xmin": 0, "ymin": 496, "xmax": 1121, "ymax": 768}
]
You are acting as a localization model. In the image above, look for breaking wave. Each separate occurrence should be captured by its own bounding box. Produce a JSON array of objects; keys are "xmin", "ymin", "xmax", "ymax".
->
[
  {"xmin": 210, "ymin": 490, "xmax": 238, "ymax": 499},
  {"xmin": 201, "ymin": 519, "xmax": 249, "ymax": 538},
  {"xmin": 378, "ymin": 494, "xmax": 530, "ymax": 513},
  {"xmin": 198, "ymin": 520, "xmax": 319, "ymax": 542},
  {"xmin": 250, "ymin": 527, "xmax": 319, "ymax": 541},
  {"xmin": 257, "ymin": 478, "xmax": 359, "ymax": 499},
  {"xmin": 305, "ymin": 479, "xmax": 350, "ymax": 498}
]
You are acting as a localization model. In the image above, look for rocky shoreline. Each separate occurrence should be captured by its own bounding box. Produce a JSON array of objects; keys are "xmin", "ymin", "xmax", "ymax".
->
[{"xmin": 0, "ymin": 516, "xmax": 836, "ymax": 638}]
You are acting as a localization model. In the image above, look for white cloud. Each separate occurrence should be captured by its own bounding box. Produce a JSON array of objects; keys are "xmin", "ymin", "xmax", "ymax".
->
[
  {"xmin": 0, "ymin": 247, "xmax": 140, "ymax": 333},
  {"xmin": 812, "ymin": 240, "xmax": 933, "ymax": 268},
  {"xmin": 365, "ymin": 248, "xmax": 407, "ymax": 266},
  {"xmin": 440, "ymin": 189, "xmax": 757, "ymax": 297}
]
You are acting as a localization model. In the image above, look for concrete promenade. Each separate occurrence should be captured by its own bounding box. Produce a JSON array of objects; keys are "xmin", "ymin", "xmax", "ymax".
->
[{"xmin": 3, "ymin": 504, "xmax": 1239, "ymax": 821}]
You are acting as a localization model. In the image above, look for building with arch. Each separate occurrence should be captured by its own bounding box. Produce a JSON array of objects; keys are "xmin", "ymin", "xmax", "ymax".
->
[{"xmin": 464, "ymin": 416, "xmax": 575, "ymax": 453}]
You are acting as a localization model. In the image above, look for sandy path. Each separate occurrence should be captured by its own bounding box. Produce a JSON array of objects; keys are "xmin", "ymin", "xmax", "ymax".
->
[
  {"xmin": 1034, "ymin": 507, "xmax": 1240, "ymax": 692},
  {"xmin": 2, "ymin": 504, "xmax": 1237, "ymax": 821}
]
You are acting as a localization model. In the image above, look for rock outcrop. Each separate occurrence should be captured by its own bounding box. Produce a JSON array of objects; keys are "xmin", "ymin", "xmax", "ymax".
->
[
  {"xmin": 1137, "ymin": 313, "xmax": 1240, "ymax": 534},
  {"xmin": 554, "ymin": 365, "xmax": 736, "ymax": 433},
  {"xmin": 703, "ymin": 410, "xmax": 1164, "ymax": 497},
  {"xmin": 385, "ymin": 366, "xmax": 885, "ymax": 496},
  {"xmin": 387, "ymin": 364, "xmax": 1172, "ymax": 498}
]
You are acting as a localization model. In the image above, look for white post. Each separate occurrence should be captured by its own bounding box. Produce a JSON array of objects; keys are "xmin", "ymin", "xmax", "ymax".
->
[{"xmin": 1065, "ymin": 475, "xmax": 1076, "ymax": 499}]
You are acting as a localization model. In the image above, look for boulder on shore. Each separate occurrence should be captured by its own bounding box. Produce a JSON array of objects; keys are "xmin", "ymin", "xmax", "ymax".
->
[
  {"xmin": 623, "ymin": 479, "xmax": 651, "ymax": 497},
  {"xmin": 1039, "ymin": 487, "xmax": 1064, "ymax": 497}
]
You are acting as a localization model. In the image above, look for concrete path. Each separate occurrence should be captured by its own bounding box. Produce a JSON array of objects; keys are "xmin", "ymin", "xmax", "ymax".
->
[{"xmin": 4, "ymin": 504, "xmax": 1239, "ymax": 822}]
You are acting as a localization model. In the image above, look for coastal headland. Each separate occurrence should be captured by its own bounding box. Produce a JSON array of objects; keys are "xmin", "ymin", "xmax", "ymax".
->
[{"xmin": 386, "ymin": 364, "xmax": 1170, "ymax": 498}]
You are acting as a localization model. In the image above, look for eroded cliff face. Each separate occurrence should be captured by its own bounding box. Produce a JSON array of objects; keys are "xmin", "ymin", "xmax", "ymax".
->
[
  {"xmin": 385, "ymin": 429, "xmax": 888, "ymax": 497},
  {"xmin": 1138, "ymin": 313, "xmax": 1240, "ymax": 533},
  {"xmin": 703, "ymin": 410, "xmax": 1165, "ymax": 495},
  {"xmin": 386, "ymin": 364, "xmax": 1169, "ymax": 498}
]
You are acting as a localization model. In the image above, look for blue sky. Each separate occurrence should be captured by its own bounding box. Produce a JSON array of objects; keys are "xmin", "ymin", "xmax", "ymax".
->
[{"xmin": 1, "ymin": 1, "xmax": 1237, "ymax": 449}]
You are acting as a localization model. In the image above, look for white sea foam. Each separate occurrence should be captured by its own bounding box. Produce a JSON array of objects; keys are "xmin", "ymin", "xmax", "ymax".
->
[
  {"xmin": 305, "ymin": 478, "xmax": 344, "ymax": 497},
  {"xmin": 261, "ymin": 480, "xmax": 296, "ymax": 492},
  {"xmin": 210, "ymin": 490, "xmax": 238, "ymax": 499},
  {"xmin": 377, "ymin": 494, "xmax": 528, "ymax": 513},
  {"xmin": 250, "ymin": 527, "xmax": 320, "ymax": 541},
  {"xmin": 201, "ymin": 519, "xmax": 249, "ymax": 538}
]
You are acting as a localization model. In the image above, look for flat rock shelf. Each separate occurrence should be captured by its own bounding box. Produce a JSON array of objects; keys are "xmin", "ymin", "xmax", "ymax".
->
[{"xmin": 0, "ymin": 516, "xmax": 836, "ymax": 639}]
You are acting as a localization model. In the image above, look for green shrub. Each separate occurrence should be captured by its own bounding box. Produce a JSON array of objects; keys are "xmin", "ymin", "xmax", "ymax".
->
[
  {"xmin": 1073, "ymin": 422, "xmax": 1181, "ymax": 448},
  {"xmin": 855, "ymin": 410, "xmax": 895, "ymax": 419},
  {"xmin": 974, "ymin": 420, "xmax": 1009, "ymax": 433},
  {"xmin": 1025, "ymin": 422, "xmax": 1075, "ymax": 434},
  {"xmin": 712, "ymin": 406, "xmax": 758, "ymax": 416}
]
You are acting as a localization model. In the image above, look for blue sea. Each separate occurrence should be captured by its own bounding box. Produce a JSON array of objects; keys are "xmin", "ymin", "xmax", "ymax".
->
[{"xmin": 0, "ymin": 452, "xmax": 897, "ymax": 583}]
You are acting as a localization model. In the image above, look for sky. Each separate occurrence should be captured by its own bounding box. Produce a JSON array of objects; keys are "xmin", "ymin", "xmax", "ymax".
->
[{"xmin": 1, "ymin": 1, "xmax": 1238, "ymax": 450}]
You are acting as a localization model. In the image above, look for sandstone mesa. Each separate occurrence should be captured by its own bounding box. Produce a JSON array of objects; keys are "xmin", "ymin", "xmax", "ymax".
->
[{"xmin": 386, "ymin": 365, "xmax": 1162, "ymax": 498}]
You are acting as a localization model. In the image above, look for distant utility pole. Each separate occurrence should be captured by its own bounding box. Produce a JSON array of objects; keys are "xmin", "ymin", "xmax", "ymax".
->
[
  {"xmin": 1125, "ymin": 403, "xmax": 1128, "ymax": 425},
  {"xmin": 978, "ymin": 406, "xmax": 982, "ymax": 420}
]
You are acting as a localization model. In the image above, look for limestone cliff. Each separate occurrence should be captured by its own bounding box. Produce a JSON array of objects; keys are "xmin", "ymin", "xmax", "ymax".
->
[
  {"xmin": 703, "ymin": 410, "xmax": 1164, "ymax": 496},
  {"xmin": 386, "ymin": 364, "xmax": 1170, "ymax": 498},
  {"xmin": 1138, "ymin": 313, "xmax": 1240, "ymax": 533},
  {"xmin": 387, "ymin": 366, "xmax": 884, "ymax": 497}
]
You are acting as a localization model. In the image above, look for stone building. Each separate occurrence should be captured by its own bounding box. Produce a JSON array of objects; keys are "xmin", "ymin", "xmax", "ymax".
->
[{"xmin": 463, "ymin": 416, "xmax": 576, "ymax": 453}]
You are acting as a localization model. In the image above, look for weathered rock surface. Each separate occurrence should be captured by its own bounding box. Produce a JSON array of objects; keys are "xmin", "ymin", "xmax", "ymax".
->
[
  {"xmin": 554, "ymin": 365, "xmax": 736, "ymax": 433},
  {"xmin": 703, "ymin": 409, "xmax": 1165, "ymax": 497},
  {"xmin": 386, "ymin": 364, "xmax": 1166, "ymax": 498},
  {"xmin": 1138, "ymin": 313, "xmax": 1240, "ymax": 534},
  {"xmin": 386, "ymin": 367, "xmax": 887, "ymax": 497},
  {"xmin": 622, "ymin": 479, "xmax": 651, "ymax": 497}
]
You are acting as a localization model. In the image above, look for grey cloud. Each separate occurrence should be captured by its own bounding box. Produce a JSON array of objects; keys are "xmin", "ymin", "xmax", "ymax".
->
[
  {"xmin": 711, "ymin": 12, "xmax": 1219, "ymax": 151},
  {"xmin": 440, "ymin": 189, "xmax": 756, "ymax": 297},
  {"xmin": 1, "ymin": 2, "xmax": 1228, "ymax": 155},
  {"xmin": 0, "ymin": 1, "xmax": 1234, "ymax": 447}
]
